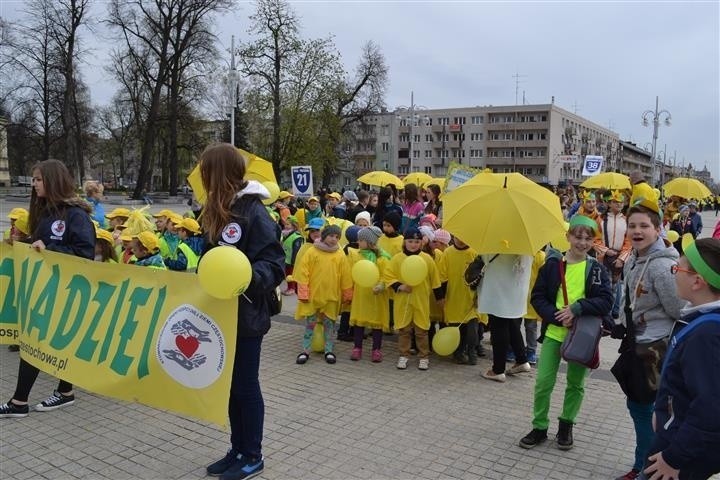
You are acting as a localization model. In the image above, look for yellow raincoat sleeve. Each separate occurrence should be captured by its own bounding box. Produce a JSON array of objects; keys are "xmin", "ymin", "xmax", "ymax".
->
[
  {"xmin": 442, "ymin": 246, "xmax": 479, "ymax": 324},
  {"xmin": 430, "ymin": 250, "xmax": 444, "ymax": 322}
]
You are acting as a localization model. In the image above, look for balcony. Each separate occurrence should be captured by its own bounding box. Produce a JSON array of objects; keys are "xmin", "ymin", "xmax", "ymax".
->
[
  {"xmin": 446, "ymin": 140, "xmax": 461, "ymax": 149},
  {"xmin": 398, "ymin": 125, "xmax": 411, "ymax": 134},
  {"xmin": 397, "ymin": 157, "xmax": 410, "ymax": 166},
  {"xmin": 431, "ymin": 141, "xmax": 446, "ymax": 150},
  {"xmin": 487, "ymin": 140, "xmax": 515, "ymax": 148},
  {"xmin": 397, "ymin": 141, "xmax": 410, "ymax": 150},
  {"xmin": 431, "ymin": 157, "xmax": 446, "ymax": 166},
  {"xmin": 431, "ymin": 124, "xmax": 447, "ymax": 133}
]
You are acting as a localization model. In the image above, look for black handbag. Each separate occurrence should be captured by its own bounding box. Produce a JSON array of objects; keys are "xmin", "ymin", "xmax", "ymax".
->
[{"xmin": 464, "ymin": 254, "xmax": 499, "ymax": 288}]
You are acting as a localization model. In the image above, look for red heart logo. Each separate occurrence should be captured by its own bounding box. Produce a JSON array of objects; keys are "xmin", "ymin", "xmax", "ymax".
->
[{"xmin": 176, "ymin": 335, "xmax": 200, "ymax": 358}]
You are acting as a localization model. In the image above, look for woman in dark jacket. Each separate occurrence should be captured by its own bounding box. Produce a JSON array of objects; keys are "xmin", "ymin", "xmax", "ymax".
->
[
  {"xmin": 199, "ymin": 144, "xmax": 285, "ymax": 480},
  {"xmin": 372, "ymin": 186, "xmax": 403, "ymax": 229},
  {"xmin": 0, "ymin": 159, "xmax": 95, "ymax": 418}
]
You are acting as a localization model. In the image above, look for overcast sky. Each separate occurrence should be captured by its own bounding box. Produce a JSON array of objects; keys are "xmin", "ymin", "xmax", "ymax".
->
[{"xmin": 3, "ymin": 1, "xmax": 719, "ymax": 180}]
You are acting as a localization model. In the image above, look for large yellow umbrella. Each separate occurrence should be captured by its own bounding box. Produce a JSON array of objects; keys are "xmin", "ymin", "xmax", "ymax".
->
[
  {"xmin": 403, "ymin": 172, "xmax": 433, "ymax": 187},
  {"xmin": 425, "ymin": 177, "xmax": 446, "ymax": 193},
  {"xmin": 357, "ymin": 171, "xmax": 404, "ymax": 189},
  {"xmin": 442, "ymin": 172, "xmax": 565, "ymax": 255},
  {"xmin": 187, "ymin": 148, "xmax": 278, "ymax": 204},
  {"xmin": 663, "ymin": 177, "xmax": 713, "ymax": 200},
  {"xmin": 580, "ymin": 172, "xmax": 631, "ymax": 190}
]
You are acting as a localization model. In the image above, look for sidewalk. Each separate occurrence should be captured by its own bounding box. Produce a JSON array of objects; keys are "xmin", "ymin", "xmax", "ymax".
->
[{"xmin": 2, "ymin": 290, "xmax": 642, "ymax": 480}]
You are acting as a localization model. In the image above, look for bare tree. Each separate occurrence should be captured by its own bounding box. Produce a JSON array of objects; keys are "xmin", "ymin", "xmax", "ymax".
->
[{"xmin": 48, "ymin": 0, "xmax": 90, "ymax": 182}]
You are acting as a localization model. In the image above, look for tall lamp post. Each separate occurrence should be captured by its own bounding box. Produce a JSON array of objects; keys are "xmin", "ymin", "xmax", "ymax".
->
[
  {"xmin": 228, "ymin": 35, "xmax": 239, "ymax": 147},
  {"xmin": 396, "ymin": 91, "xmax": 428, "ymax": 174},
  {"xmin": 642, "ymin": 96, "xmax": 671, "ymax": 187}
]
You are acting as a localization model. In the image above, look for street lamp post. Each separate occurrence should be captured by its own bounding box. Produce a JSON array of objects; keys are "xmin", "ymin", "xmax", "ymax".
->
[
  {"xmin": 642, "ymin": 96, "xmax": 671, "ymax": 187},
  {"xmin": 229, "ymin": 35, "xmax": 239, "ymax": 147},
  {"xmin": 396, "ymin": 91, "xmax": 428, "ymax": 174}
]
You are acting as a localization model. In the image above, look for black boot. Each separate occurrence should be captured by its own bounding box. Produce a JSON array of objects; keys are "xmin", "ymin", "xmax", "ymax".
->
[
  {"xmin": 518, "ymin": 428, "xmax": 547, "ymax": 449},
  {"xmin": 556, "ymin": 420, "xmax": 574, "ymax": 450}
]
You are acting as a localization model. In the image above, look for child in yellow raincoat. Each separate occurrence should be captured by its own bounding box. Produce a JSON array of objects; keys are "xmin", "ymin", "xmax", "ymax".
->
[
  {"xmin": 438, "ymin": 235, "xmax": 480, "ymax": 365},
  {"xmin": 294, "ymin": 224, "xmax": 353, "ymax": 365},
  {"xmin": 386, "ymin": 227, "xmax": 442, "ymax": 371},
  {"xmin": 347, "ymin": 226, "xmax": 392, "ymax": 363}
]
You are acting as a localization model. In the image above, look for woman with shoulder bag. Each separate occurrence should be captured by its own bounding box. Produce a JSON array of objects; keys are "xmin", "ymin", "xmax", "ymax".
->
[
  {"xmin": 199, "ymin": 144, "xmax": 285, "ymax": 480},
  {"xmin": 611, "ymin": 196, "xmax": 685, "ymax": 480}
]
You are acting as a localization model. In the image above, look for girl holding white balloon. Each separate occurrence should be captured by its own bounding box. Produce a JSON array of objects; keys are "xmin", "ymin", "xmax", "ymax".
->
[
  {"xmin": 347, "ymin": 226, "xmax": 392, "ymax": 362},
  {"xmin": 386, "ymin": 227, "xmax": 443, "ymax": 370}
]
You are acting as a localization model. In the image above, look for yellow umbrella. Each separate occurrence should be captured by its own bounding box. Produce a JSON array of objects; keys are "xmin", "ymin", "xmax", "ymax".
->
[
  {"xmin": 443, "ymin": 172, "xmax": 565, "ymax": 255},
  {"xmin": 403, "ymin": 172, "xmax": 433, "ymax": 187},
  {"xmin": 580, "ymin": 172, "xmax": 631, "ymax": 190},
  {"xmin": 663, "ymin": 177, "xmax": 713, "ymax": 200},
  {"xmin": 357, "ymin": 171, "xmax": 404, "ymax": 189},
  {"xmin": 425, "ymin": 177, "xmax": 446, "ymax": 191},
  {"xmin": 187, "ymin": 148, "xmax": 278, "ymax": 205}
]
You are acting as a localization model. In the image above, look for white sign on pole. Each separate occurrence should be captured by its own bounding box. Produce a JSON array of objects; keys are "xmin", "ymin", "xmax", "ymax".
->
[
  {"xmin": 291, "ymin": 166, "xmax": 314, "ymax": 199},
  {"xmin": 581, "ymin": 156, "xmax": 604, "ymax": 176}
]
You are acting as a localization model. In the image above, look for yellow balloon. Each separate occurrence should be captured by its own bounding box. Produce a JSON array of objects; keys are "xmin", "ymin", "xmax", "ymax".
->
[
  {"xmin": 198, "ymin": 246, "xmax": 252, "ymax": 299},
  {"xmin": 400, "ymin": 255, "xmax": 428, "ymax": 286},
  {"xmin": 432, "ymin": 326, "xmax": 461, "ymax": 356},
  {"xmin": 311, "ymin": 323, "xmax": 325, "ymax": 352},
  {"xmin": 666, "ymin": 230, "xmax": 679, "ymax": 244},
  {"xmin": 262, "ymin": 182, "xmax": 280, "ymax": 205},
  {"xmin": 352, "ymin": 260, "xmax": 380, "ymax": 288}
]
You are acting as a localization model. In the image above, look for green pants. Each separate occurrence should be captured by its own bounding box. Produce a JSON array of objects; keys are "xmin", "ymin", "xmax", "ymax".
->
[{"xmin": 532, "ymin": 337, "xmax": 589, "ymax": 430}]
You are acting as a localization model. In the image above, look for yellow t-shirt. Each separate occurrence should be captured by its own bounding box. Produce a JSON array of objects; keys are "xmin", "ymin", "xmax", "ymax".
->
[{"xmin": 546, "ymin": 260, "xmax": 586, "ymax": 342}]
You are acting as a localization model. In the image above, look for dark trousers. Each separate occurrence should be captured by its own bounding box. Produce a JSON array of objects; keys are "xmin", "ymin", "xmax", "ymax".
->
[
  {"xmin": 489, "ymin": 315, "xmax": 527, "ymax": 374},
  {"xmin": 13, "ymin": 358, "xmax": 72, "ymax": 402},
  {"xmin": 229, "ymin": 336, "xmax": 264, "ymax": 459}
]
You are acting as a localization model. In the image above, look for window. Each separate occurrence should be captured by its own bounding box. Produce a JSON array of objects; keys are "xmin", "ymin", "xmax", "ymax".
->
[
  {"xmin": 414, "ymin": 134, "xmax": 421, "ymax": 142},
  {"xmin": 470, "ymin": 149, "xmax": 483, "ymax": 158},
  {"xmin": 424, "ymin": 166, "xmax": 432, "ymax": 174},
  {"xmin": 439, "ymin": 133, "xmax": 449, "ymax": 141},
  {"xmin": 398, "ymin": 165, "xmax": 409, "ymax": 175},
  {"xmin": 425, "ymin": 150, "xmax": 432, "ymax": 158},
  {"xmin": 470, "ymin": 133, "xmax": 483, "ymax": 141},
  {"xmin": 399, "ymin": 119, "xmax": 408, "ymax": 127},
  {"xmin": 438, "ymin": 117, "xmax": 450, "ymax": 126},
  {"xmin": 539, "ymin": 133, "xmax": 547, "ymax": 140},
  {"xmin": 452, "ymin": 133, "xmax": 465, "ymax": 141},
  {"xmin": 540, "ymin": 115, "xmax": 547, "ymax": 122},
  {"xmin": 400, "ymin": 134, "xmax": 409, "ymax": 142},
  {"xmin": 453, "ymin": 116, "xmax": 466, "ymax": 125},
  {"xmin": 425, "ymin": 134, "xmax": 433, "ymax": 142},
  {"xmin": 382, "ymin": 142, "xmax": 389, "ymax": 152},
  {"xmin": 425, "ymin": 118, "xmax": 433, "ymax": 126},
  {"xmin": 413, "ymin": 150, "xmax": 420, "ymax": 158},
  {"xmin": 503, "ymin": 133, "xmax": 513, "ymax": 140},
  {"xmin": 441, "ymin": 149, "xmax": 449, "ymax": 158},
  {"xmin": 471, "ymin": 115, "xmax": 484, "ymax": 124}
]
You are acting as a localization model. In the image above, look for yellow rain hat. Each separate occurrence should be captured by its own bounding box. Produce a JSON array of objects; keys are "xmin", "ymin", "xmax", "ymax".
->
[
  {"xmin": 106, "ymin": 208, "xmax": 131, "ymax": 219},
  {"xmin": 133, "ymin": 231, "xmax": 160, "ymax": 252},
  {"xmin": 8, "ymin": 207, "xmax": 28, "ymax": 220}
]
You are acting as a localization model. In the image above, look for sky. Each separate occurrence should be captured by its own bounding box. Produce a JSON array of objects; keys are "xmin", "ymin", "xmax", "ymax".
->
[{"xmin": 2, "ymin": 1, "xmax": 719, "ymax": 180}]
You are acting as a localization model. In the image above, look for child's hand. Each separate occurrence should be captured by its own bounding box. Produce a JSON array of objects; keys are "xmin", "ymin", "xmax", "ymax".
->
[
  {"xmin": 554, "ymin": 306, "xmax": 575, "ymax": 327},
  {"xmin": 398, "ymin": 284, "xmax": 412, "ymax": 293},
  {"xmin": 372, "ymin": 284, "xmax": 384, "ymax": 294},
  {"xmin": 31, "ymin": 240, "xmax": 46, "ymax": 251}
]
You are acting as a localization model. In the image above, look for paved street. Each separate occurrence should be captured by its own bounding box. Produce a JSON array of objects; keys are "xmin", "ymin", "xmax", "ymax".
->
[{"xmin": 1, "ymin": 195, "xmax": 719, "ymax": 479}]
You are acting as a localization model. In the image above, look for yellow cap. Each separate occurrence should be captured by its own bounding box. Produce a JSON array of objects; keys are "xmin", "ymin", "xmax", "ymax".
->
[
  {"xmin": 167, "ymin": 213, "xmax": 184, "ymax": 226},
  {"xmin": 8, "ymin": 207, "xmax": 28, "ymax": 220},
  {"xmin": 278, "ymin": 191, "xmax": 294, "ymax": 200},
  {"xmin": 96, "ymin": 228, "xmax": 115, "ymax": 245},
  {"xmin": 106, "ymin": 208, "xmax": 131, "ymax": 219},
  {"xmin": 326, "ymin": 192, "xmax": 341, "ymax": 201},
  {"xmin": 14, "ymin": 212, "xmax": 30, "ymax": 235},
  {"xmin": 152, "ymin": 209, "xmax": 176, "ymax": 218},
  {"xmin": 176, "ymin": 218, "xmax": 201, "ymax": 234},
  {"xmin": 133, "ymin": 231, "xmax": 160, "ymax": 252},
  {"xmin": 307, "ymin": 196, "xmax": 319, "ymax": 203}
]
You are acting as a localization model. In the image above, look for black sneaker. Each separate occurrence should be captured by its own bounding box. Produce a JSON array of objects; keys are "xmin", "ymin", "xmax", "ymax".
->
[
  {"xmin": 34, "ymin": 390, "xmax": 74, "ymax": 412},
  {"xmin": 519, "ymin": 428, "xmax": 548, "ymax": 449},
  {"xmin": 207, "ymin": 449, "xmax": 241, "ymax": 477},
  {"xmin": 0, "ymin": 401, "xmax": 29, "ymax": 418},
  {"xmin": 221, "ymin": 456, "xmax": 264, "ymax": 480}
]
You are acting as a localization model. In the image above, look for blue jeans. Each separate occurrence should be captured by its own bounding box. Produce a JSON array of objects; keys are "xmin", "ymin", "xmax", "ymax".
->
[
  {"xmin": 229, "ymin": 336, "xmax": 264, "ymax": 459},
  {"xmin": 612, "ymin": 280, "xmax": 624, "ymax": 318},
  {"xmin": 627, "ymin": 399, "xmax": 654, "ymax": 472}
]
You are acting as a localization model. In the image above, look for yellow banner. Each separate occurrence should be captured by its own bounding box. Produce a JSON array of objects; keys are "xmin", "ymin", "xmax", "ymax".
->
[{"xmin": 0, "ymin": 242, "xmax": 237, "ymax": 427}]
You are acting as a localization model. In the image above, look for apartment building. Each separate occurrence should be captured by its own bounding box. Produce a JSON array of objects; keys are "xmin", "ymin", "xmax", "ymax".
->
[{"xmin": 347, "ymin": 102, "xmax": 622, "ymax": 187}]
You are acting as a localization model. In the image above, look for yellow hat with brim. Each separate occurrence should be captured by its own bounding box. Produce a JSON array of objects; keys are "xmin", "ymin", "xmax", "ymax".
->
[
  {"xmin": 133, "ymin": 231, "xmax": 160, "ymax": 252},
  {"xmin": 167, "ymin": 213, "xmax": 184, "ymax": 226},
  {"xmin": 106, "ymin": 208, "xmax": 131, "ymax": 219},
  {"xmin": 278, "ymin": 191, "xmax": 294, "ymax": 200},
  {"xmin": 96, "ymin": 228, "xmax": 114, "ymax": 245},
  {"xmin": 152, "ymin": 209, "xmax": 176, "ymax": 218},
  {"xmin": 14, "ymin": 212, "xmax": 30, "ymax": 235},
  {"xmin": 630, "ymin": 182, "xmax": 660, "ymax": 214},
  {"xmin": 307, "ymin": 196, "xmax": 319, "ymax": 203},
  {"xmin": 326, "ymin": 192, "xmax": 341, "ymax": 201},
  {"xmin": 176, "ymin": 217, "xmax": 201, "ymax": 234},
  {"xmin": 8, "ymin": 207, "xmax": 28, "ymax": 220}
]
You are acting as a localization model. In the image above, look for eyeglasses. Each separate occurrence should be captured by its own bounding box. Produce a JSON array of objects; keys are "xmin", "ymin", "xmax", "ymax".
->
[{"xmin": 670, "ymin": 264, "xmax": 695, "ymax": 275}]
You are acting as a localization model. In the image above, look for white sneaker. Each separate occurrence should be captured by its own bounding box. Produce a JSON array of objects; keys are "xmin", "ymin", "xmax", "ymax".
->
[
  {"xmin": 418, "ymin": 358, "xmax": 429, "ymax": 370},
  {"xmin": 396, "ymin": 356, "xmax": 408, "ymax": 370},
  {"xmin": 481, "ymin": 369, "xmax": 507, "ymax": 383},
  {"xmin": 506, "ymin": 362, "xmax": 532, "ymax": 375}
]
